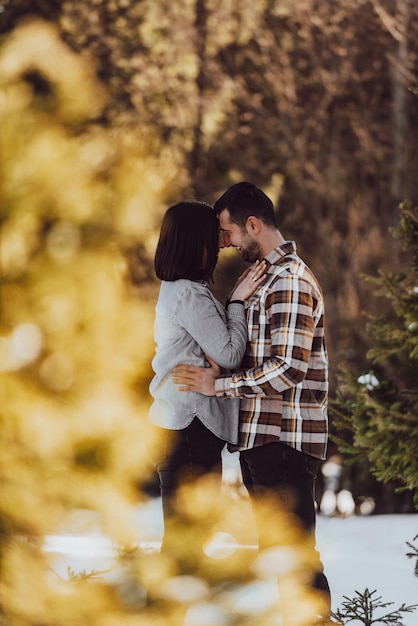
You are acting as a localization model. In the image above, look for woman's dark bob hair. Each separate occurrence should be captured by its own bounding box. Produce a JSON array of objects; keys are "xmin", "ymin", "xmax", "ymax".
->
[{"xmin": 154, "ymin": 201, "xmax": 219, "ymax": 282}]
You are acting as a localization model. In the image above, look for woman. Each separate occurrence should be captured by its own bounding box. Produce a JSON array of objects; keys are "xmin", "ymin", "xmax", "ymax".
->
[{"xmin": 149, "ymin": 200, "xmax": 265, "ymax": 550}]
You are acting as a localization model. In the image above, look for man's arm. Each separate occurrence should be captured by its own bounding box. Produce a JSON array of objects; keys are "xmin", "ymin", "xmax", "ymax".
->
[
  {"xmin": 172, "ymin": 272, "xmax": 317, "ymax": 399},
  {"xmin": 220, "ymin": 272, "xmax": 315, "ymax": 398}
]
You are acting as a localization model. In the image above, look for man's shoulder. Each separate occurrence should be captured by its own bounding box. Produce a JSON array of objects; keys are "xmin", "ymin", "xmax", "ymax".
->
[
  {"xmin": 263, "ymin": 254, "xmax": 324, "ymax": 302},
  {"xmin": 267, "ymin": 251, "xmax": 303, "ymax": 279}
]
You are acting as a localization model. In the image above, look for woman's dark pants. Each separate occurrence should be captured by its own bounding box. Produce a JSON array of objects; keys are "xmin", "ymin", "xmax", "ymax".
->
[{"xmin": 151, "ymin": 418, "xmax": 225, "ymax": 552}]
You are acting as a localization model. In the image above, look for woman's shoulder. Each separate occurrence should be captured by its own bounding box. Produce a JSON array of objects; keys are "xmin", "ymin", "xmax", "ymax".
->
[
  {"xmin": 158, "ymin": 280, "xmax": 212, "ymax": 309},
  {"xmin": 157, "ymin": 279, "xmax": 216, "ymax": 320},
  {"xmin": 160, "ymin": 279, "xmax": 210, "ymax": 295}
]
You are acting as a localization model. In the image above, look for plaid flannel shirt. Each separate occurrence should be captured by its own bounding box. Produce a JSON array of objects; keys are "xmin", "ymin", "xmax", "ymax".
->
[{"xmin": 215, "ymin": 241, "xmax": 328, "ymax": 460}]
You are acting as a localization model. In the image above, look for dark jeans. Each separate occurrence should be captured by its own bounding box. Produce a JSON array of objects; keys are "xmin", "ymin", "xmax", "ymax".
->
[
  {"xmin": 240, "ymin": 441, "xmax": 331, "ymax": 610},
  {"xmin": 151, "ymin": 418, "xmax": 225, "ymax": 551}
]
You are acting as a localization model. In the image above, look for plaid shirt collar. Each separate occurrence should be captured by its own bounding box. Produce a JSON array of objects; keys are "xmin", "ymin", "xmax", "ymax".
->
[{"xmin": 264, "ymin": 240, "xmax": 297, "ymax": 266}]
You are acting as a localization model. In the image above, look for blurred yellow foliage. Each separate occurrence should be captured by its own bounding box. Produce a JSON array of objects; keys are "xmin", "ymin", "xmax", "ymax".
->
[{"xmin": 0, "ymin": 18, "xmax": 332, "ymax": 626}]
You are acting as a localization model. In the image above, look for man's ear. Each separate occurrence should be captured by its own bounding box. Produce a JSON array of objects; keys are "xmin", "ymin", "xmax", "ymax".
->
[{"xmin": 246, "ymin": 216, "xmax": 261, "ymax": 233}]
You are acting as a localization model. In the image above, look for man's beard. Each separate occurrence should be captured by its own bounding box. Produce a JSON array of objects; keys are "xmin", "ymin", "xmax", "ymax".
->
[{"xmin": 240, "ymin": 235, "xmax": 262, "ymax": 263}]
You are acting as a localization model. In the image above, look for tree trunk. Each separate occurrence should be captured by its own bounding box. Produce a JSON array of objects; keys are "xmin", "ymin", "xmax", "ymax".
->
[{"xmin": 189, "ymin": 0, "xmax": 208, "ymax": 195}]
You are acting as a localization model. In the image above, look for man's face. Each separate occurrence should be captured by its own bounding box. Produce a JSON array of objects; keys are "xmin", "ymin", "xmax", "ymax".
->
[{"xmin": 218, "ymin": 209, "xmax": 262, "ymax": 263}]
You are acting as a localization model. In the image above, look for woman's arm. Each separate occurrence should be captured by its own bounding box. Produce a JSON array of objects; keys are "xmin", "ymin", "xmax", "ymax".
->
[
  {"xmin": 176, "ymin": 262, "xmax": 266, "ymax": 370},
  {"xmin": 177, "ymin": 287, "xmax": 247, "ymax": 369}
]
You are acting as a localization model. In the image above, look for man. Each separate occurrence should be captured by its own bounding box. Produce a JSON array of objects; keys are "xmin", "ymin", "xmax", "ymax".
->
[{"xmin": 172, "ymin": 181, "xmax": 330, "ymax": 615}]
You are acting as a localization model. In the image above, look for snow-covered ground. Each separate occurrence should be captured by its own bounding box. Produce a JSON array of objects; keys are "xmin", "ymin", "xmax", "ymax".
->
[
  {"xmin": 317, "ymin": 513, "xmax": 417, "ymax": 624},
  {"xmin": 42, "ymin": 452, "xmax": 417, "ymax": 623},
  {"xmin": 44, "ymin": 496, "xmax": 417, "ymax": 625}
]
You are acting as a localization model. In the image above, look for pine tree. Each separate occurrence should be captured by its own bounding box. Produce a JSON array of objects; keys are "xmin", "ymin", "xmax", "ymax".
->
[{"xmin": 331, "ymin": 201, "xmax": 418, "ymax": 506}]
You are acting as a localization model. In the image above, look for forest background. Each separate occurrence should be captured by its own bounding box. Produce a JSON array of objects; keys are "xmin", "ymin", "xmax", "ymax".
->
[
  {"xmin": 2, "ymin": 0, "xmax": 418, "ymax": 511},
  {"xmin": 1, "ymin": 3, "xmax": 418, "ymax": 624}
]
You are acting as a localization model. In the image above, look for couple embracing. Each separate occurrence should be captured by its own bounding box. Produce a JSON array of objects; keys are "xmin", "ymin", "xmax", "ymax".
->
[{"xmin": 148, "ymin": 181, "xmax": 330, "ymax": 619}]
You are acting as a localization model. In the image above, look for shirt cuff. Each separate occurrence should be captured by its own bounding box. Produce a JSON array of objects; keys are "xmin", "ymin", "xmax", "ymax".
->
[
  {"xmin": 226, "ymin": 301, "xmax": 246, "ymax": 317},
  {"xmin": 215, "ymin": 375, "xmax": 232, "ymax": 398}
]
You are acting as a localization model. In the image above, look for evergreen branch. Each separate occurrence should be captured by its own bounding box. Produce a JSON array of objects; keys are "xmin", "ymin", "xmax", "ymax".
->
[{"xmin": 331, "ymin": 588, "xmax": 418, "ymax": 625}]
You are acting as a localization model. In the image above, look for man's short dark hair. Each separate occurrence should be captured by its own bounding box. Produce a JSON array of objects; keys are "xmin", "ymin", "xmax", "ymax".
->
[
  {"xmin": 154, "ymin": 201, "xmax": 219, "ymax": 282},
  {"xmin": 214, "ymin": 181, "xmax": 278, "ymax": 230}
]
